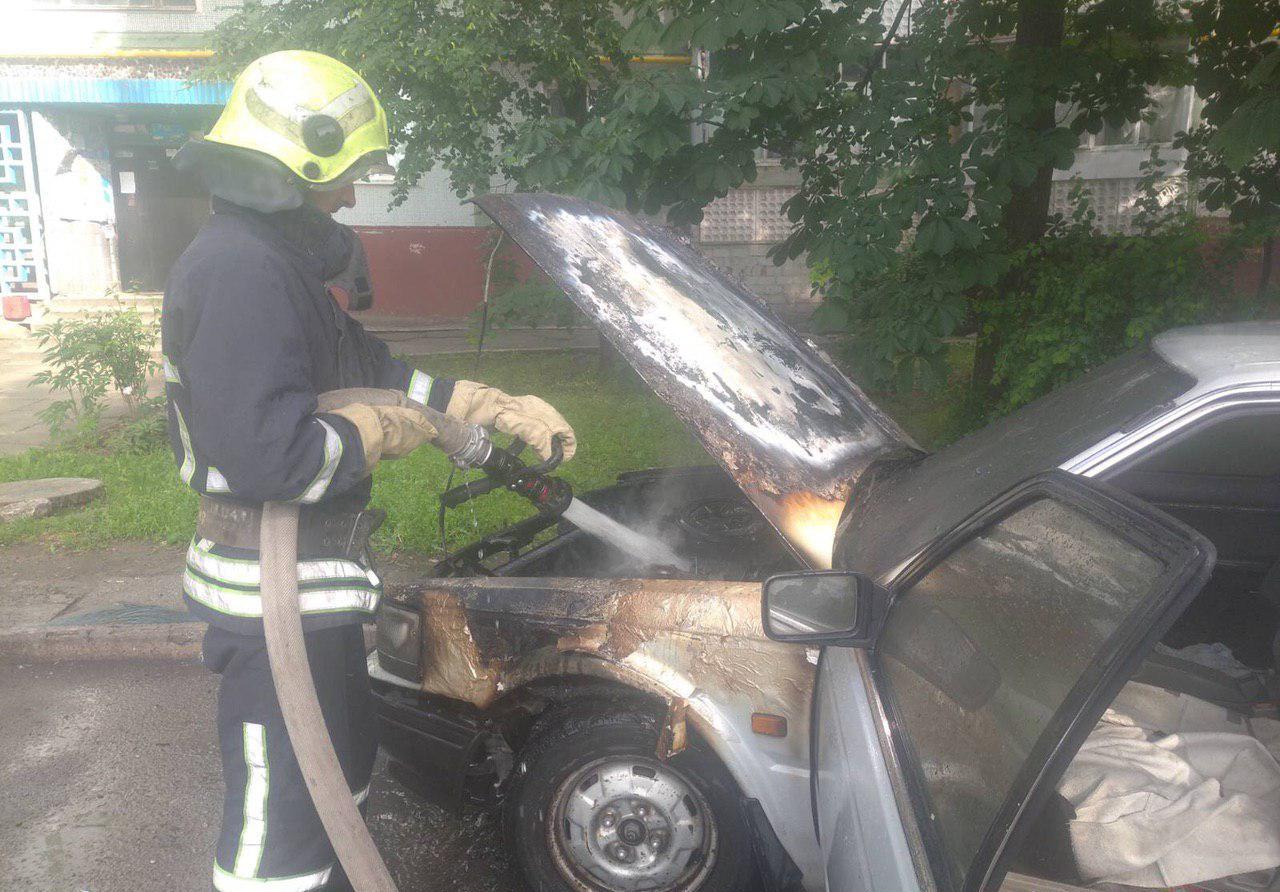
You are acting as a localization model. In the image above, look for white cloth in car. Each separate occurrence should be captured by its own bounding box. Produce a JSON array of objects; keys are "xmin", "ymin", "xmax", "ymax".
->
[
  {"xmin": 1058, "ymin": 681, "xmax": 1280, "ymax": 888},
  {"xmin": 1155, "ymin": 641, "xmax": 1257, "ymax": 678}
]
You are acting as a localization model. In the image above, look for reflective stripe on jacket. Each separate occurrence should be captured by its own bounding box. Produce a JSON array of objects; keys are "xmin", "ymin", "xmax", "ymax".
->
[{"xmin": 162, "ymin": 200, "xmax": 453, "ymax": 632}]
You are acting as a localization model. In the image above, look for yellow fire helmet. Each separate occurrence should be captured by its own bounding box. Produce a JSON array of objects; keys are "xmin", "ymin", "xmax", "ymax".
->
[{"xmin": 205, "ymin": 50, "xmax": 392, "ymax": 189}]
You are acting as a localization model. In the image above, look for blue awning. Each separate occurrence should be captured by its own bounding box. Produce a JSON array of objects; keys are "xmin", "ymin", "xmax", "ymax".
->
[{"xmin": 0, "ymin": 76, "xmax": 230, "ymax": 106}]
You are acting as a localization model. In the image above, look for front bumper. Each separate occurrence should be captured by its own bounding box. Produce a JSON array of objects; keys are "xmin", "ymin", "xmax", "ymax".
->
[{"xmin": 368, "ymin": 651, "xmax": 486, "ymax": 813}]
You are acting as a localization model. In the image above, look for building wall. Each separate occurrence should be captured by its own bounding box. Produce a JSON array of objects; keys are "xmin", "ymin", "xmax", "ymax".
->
[
  {"xmin": 336, "ymin": 169, "xmax": 479, "ymax": 229},
  {"xmin": 347, "ymin": 227, "xmax": 499, "ymax": 320},
  {"xmin": 696, "ymin": 167, "xmax": 815, "ymax": 318},
  {"xmin": 335, "ymin": 169, "xmax": 490, "ymax": 319},
  {"xmin": 12, "ymin": 1, "xmax": 243, "ymax": 52}
]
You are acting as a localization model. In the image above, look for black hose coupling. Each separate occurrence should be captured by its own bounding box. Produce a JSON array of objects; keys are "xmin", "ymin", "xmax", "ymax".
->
[
  {"xmin": 509, "ymin": 472, "xmax": 573, "ymax": 515},
  {"xmin": 439, "ymin": 435, "xmax": 572, "ymax": 516}
]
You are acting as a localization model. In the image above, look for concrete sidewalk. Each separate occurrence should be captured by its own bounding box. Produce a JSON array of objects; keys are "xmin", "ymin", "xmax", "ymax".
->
[
  {"xmin": 0, "ymin": 541, "xmax": 201, "ymax": 660},
  {"xmin": 0, "ymin": 341, "xmax": 60, "ymax": 457},
  {"xmin": 0, "ymin": 541, "xmax": 436, "ymax": 660},
  {"xmin": 2, "ymin": 541, "xmax": 186, "ymax": 628}
]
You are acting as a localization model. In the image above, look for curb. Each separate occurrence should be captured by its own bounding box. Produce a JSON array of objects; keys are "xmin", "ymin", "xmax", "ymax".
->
[{"xmin": 0, "ymin": 621, "xmax": 204, "ymax": 662}]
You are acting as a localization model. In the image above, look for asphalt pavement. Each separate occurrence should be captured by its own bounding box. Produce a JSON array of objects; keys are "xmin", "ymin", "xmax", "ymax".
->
[{"xmin": 0, "ymin": 657, "xmax": 524, "ymax": 892}]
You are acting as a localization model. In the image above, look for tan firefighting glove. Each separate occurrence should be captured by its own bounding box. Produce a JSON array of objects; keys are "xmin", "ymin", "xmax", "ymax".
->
[
  {"xmin": 327, "ymin": 403, "xmax": 438, "ymax": 471},
  {"xmin": 446, "ymin": 380, "xmax": 576, "ymax": 463}
]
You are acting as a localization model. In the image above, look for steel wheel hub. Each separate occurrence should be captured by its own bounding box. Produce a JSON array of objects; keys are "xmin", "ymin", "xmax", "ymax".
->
[{"xmin": 549, "ymin": 757, "xmax": 716, "ymax": 892}]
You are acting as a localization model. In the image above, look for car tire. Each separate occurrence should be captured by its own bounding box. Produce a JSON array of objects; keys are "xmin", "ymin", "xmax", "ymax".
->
[{"xmin": 504, "ymin": 704, "xmax": 759, "ymax": 892}]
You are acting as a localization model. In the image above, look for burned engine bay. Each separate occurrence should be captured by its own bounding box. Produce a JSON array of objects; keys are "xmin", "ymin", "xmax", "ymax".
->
[{"xmin": 432, "ymin": 466, "xmax": 804, "ymax": 582}]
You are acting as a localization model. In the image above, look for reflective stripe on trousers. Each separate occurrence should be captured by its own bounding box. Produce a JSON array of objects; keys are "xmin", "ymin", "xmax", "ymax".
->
[{"xmin": 207, "ymin": 625, "xmax": 377, "ymax": 892}]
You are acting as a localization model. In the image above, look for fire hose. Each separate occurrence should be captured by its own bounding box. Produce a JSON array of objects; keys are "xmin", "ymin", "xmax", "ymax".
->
[{"xmin": 258, "ymin": 387, "xmax": 569, "ymax": 891}]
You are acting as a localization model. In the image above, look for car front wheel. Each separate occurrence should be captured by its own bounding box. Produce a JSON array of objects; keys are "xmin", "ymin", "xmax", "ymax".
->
[{"xmin": 504, "ymin": 706, "xmax": 758, "ymax": 892}]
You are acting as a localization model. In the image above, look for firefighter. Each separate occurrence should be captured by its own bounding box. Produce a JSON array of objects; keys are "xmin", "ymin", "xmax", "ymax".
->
[{"xmin": 165, "ymin": 51, "xmax": 576, "ymax": 892}]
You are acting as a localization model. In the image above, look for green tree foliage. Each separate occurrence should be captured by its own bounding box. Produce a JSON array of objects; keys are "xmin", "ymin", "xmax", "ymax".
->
[
  {"xmin": 1180, "ymin": 1, "xmax": 1280, "ymax": 300},
  {"xmin": 210, "ymin": 0, "xmax": 1265, "ymax": 411},
  {"xmin": 984, "ymin": 157, "xmax": 1237, "ymax": 414}
]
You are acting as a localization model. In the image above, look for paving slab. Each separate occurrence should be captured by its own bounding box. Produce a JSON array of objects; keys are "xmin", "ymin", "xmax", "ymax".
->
[{"xmin": 0, "ymin": 476, "xmax": 103, "ymax": 521}]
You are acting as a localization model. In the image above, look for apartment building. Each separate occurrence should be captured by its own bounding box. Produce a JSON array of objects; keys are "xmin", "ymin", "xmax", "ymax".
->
[{"xmin": 1, "ymin": 0, "xmax": 485, "ymax": 327}]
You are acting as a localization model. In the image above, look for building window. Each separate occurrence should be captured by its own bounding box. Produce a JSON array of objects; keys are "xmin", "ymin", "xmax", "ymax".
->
[
  {"xmin": 968, "ymin": 86, "xmax": 1195, "ymax": 149},
  {"xmin": 26, "ymin": 0, "xmax": 197, "ymax": 9},
  {"xmin": 1083, "ymin": 85, "xmax": 1195, "ymax": 148}
]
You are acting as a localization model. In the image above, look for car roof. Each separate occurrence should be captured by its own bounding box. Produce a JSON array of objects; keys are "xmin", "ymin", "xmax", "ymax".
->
[{"xmin": 1153, "ymin": 322, "xmax": 1280, "ymax": 394}]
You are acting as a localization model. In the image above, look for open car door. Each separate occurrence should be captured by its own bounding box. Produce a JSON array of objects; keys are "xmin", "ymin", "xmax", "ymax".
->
[{"xmin": 813, "ymin": 471, "xmax": 1215, "ymax": 892}]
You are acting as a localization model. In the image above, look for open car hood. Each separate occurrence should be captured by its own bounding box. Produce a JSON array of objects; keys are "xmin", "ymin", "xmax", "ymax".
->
[{"xmin": 474, "ymin": 193, "xmax": 922, "ymax": 567}]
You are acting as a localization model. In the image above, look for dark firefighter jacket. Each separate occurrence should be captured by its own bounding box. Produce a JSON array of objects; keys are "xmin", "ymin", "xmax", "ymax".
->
[{"xmin": 162, "ymin": 198, "xmax": 454, "ymax": 633}]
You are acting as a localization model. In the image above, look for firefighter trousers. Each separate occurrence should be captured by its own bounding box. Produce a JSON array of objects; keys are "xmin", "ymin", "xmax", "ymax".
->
[{"xmin": 203, "ymin": 623, "xmax": 377, "ymax": 892}]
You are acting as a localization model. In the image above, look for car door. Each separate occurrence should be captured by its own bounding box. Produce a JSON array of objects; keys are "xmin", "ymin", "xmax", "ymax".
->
[{"xmin": 814, "ymin": 470, "xmax": 1215, "ymax": 892}]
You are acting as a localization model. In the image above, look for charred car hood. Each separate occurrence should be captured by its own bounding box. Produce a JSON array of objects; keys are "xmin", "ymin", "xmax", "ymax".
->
[{"xmin": 475, "ymin": 193, "xmax": 921, "ymax": 567}]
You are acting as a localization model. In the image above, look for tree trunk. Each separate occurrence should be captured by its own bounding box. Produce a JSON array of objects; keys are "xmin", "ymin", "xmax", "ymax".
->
[
  {"xmin": 1257, "ymin": 235, "xmax": 1276, "ymax": 303},
  {"xmin": 971, "ymin": 0, "xmax": 1067, "ymax": 404}
]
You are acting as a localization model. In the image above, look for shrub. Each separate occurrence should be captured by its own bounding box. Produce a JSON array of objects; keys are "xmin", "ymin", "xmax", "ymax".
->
[
  {"xmin": 102, "ymin": 397, "xmax": 169, "ymax": 455},
  {"xmin": 981, "ymin": 168, "xmax": 1240, "ymax": 414},
  {"xmin": 31, "ymin": 306, "xmax": 159, "ymax": 437}
]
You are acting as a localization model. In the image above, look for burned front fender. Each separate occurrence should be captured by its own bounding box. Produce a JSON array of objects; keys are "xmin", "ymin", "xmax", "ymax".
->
[
  {"xmin": 388, "ymin": 576, "xmax": 813, "ymax": 717},
  {"xmin": 382, "ymin": 575, "xmax": 821, "ymax": 882}
]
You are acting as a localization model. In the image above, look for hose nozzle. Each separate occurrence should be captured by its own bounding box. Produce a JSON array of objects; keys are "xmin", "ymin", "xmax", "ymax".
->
[{"xmin": 440, "ymin": 433, "xmax": 572, "ymax": 515}]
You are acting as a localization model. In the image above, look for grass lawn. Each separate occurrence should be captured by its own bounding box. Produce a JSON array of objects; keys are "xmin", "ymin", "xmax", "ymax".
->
[
  {"xmin": 0, "ymin": 351, "xmax": 705, "ymax": 554},
  {"xmin": 0, "ymin": 346, "xmax": 967, "ymax": 555}
]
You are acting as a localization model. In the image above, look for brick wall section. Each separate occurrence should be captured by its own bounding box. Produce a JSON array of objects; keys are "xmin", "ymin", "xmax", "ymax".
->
[
  {"xmin": 696, "ymin": 167, "xmax": 817, "ymax": 321},
  {"xmin": 696, "ymin": 241, "xmax": 816, "ymax": 319}
]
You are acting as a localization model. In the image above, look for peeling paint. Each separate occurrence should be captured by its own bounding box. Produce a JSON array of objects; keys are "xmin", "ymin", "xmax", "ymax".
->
[
  {"xmin": 473, "ymin": 193, "xmax": 923, "ymax": 568},
  {"xmin": 656, "ymin": 698, "xmax": 690, "ymax": 759},
  {"xmin": 417, "ymin": 589, "xmax": 503, "ymax": 707},
  {"xmin": 396, "ymin": 576, "xmax": 816, "ymax": 733}
]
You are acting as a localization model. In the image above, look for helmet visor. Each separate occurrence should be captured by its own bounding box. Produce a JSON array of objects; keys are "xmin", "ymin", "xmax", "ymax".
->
[{"xmin": 310, "ymin": 151, "xmax": 394, "ymax": 190}]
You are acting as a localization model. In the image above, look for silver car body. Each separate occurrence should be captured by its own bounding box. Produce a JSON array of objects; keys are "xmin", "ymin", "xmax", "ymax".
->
[
  {"xmin": 377, "ymin": 191, "xmax": 1280, "ymax": 892},
  {"xmin": 814, "ymin": 323, "xmax": 1280, "ymax": 892}
]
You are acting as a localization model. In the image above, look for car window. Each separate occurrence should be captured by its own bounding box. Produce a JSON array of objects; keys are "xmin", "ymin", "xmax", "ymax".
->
[
  {"xmin": 875, "ymin": 498, "xmax": 1166, "ymax": 891},
  {"xmin": 1120, "ymin": 407, "xmax": 1280, "ymax": 478}
]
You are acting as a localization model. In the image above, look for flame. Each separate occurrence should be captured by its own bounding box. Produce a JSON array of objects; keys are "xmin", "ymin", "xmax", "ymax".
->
[{"xmin": 771, "ymin": 491, "xmax": 845, "ymax": 569}]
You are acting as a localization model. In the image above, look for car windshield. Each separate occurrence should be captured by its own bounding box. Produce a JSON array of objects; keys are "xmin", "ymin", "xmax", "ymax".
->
[
  {"xmin": 841, "ymin": 348, "xmax": 1195, "ymax": 578},
  {"xmin": 874, "ymin": 498, "xmax": 1167, "ymax": 891}
]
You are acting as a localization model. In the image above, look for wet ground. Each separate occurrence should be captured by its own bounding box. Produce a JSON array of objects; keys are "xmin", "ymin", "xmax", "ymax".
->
[{"xmin": 0, "ymin": 658, "xmax": 524, "ymax": 892}]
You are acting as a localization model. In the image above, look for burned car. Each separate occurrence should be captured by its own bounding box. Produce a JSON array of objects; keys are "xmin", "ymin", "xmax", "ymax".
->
[{"xmin": 368, "ymin": 194, "xmax": 1280, "ymax": 892}]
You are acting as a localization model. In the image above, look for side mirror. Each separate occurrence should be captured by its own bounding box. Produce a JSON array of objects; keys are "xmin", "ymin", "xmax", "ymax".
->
[{"xmin": 762, "ymin": 570, "xmax": 887, "ymax": 646}]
